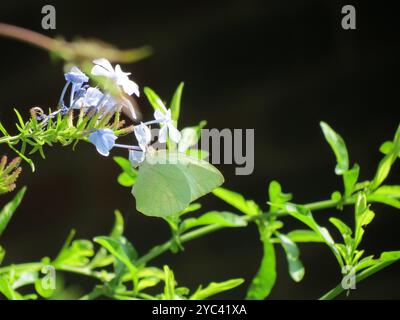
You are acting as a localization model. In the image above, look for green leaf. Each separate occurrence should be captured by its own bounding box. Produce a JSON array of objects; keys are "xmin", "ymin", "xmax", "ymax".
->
[
  {"xmin": 373, "ymin": 185, "xmax": 400, "ymax": 197},
  {"xmin": 53, "ymin": 238, "xmax": 94, "ymax": 268},
  {"xmin": 114, "ymin": 156, "xmax": 138, "ymax": 187},
  {"xmin": 268, "ymin": 180, "xmax": 292, "ymax": 211},
  {"xmin": 212, "ymin": 187, "xmax": 260, "ymax": 217},
  {"xmin": 111, "ymin": 210, "xmax": 124, "ymax": 239},
  {"xmin": 285, "ymin": 203, "xmax": 343, "ymax": 267},
  {"xmin": 113, "ymin": 156, "xmax": 134, "ymax": 173},
  {"xmin": 190, "ymin": 278, "xmax": 244, "ymax": 300},
  {"xmin": 8, "ymin": 144, "xmax": 35, "ymax": 172},
  {"xmin": 320, "ymin": 122, "xmax": 349, "ymax": 175},
  {"xmin": 329, "ymin": 217, "xmax": 353, "ymax": 247},
  {"xmin": 0, "ymin": 187, "xmax": 27, "ymax": 237},
  {"xmin": 178, "ymin": 121, "xmax": 207, "ymax": 153},
  {"xmin": 284, "ymin": 230, "xmax": 324, "ymax": 243},
  {"xmin": 331, "ymin": 191, "xmax": 342, "ymax": 202},
  {"xmin": 14, "ymin": 109, "xmax": 26, "ymax": 129},
  {"xmin": 170, "ymin": 82, "xmax": 184, "ymax": 123},
  {"xmin": 0, "ymin": 122, "xmax": 10, "ymax": 136},
  {"xmin": 133, "ymin": 151, "xmax": 224, "ymax": 217},
  {"xmin": 162, "ymin": 265, "xmax": 176, "ymax": 300},
  {"xmin": 355, "ymin": 255, "xmax": 377, "ymax": 272},
  {"xmin": 117, "ymin": 172, "xmax": 136, "ymax": 187},
  {"xmin": 181, "ymin": 211, "xmax": 247, "ymax": 232},
  {"xmin": 0, "ymin": 277, "xmax": 22, "ymax": 300},
  {"xmin": 137, "ymin": 267, "xmax": 165, "ymax": 291},
  {"xmin": 367, "ymin": 195, "xmax": 400, "ymax": 209},
  {"xmin": 354, "ymin": 193, "xmax": 375, "ymax": 248},
  {"xmin": 367, "ymin": 185, "xmax": 400, "ymax": 209},
  {"xmin": 179, "ymin": 203, "xmax": 202, "ymax": 216},
  {"xmin": 90, "ymin": 211, "xmax": 125, "ymax": 269},
  {"xmin": 379, "ymin": 141, "xmax": 396, "ymax": 155},
  {"xmin": 34, "ymin": 277, "xmax": 55, "ymax": 299},
  {"xmin": 0, "ymin": 246, "xmax": 4, "ymax": 265},
  {"xmin": 358, "ymin": 251, "xmax": 400, "ymax": 280},
  {"xmin": 276, "ymin": 232, "xmax": 305, "ymax": 282},
  {"xmin": 143, "ymin": 87, "xmax": 165, "ymax": 112},
  {"xmin": 370, "ymin": 124, "xmax": 400, "ymax": 190},
  {"xmin": 380, "ymin": 251, "xmax": 400, "ymax": 262},
  {"xmin": 343, "ymin": 164, "xmax": 360, "ymax": 198},
  {"xmin": 246, "ymin": 223, "xmax": 276, "ymax": 299},
  {"xmin": 330, "ymin": 217, "xmax": 352, "ymax": 237},
  {"xmin": 94, "ymin": 236, "xmax": 137, "ymax": 273}
]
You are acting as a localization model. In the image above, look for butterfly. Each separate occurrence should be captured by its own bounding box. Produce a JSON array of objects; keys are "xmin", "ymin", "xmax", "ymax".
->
[{"xmin": 132, "ymin": 149, "xmax": 224, "ymax": 217}]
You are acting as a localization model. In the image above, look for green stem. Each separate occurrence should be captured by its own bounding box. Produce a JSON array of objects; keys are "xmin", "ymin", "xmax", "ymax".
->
[
  {"xmin": 319, "ymin": 260, "xmax": 397, "ymax": 300},
  {"xmin": 137, "ymin": 197, "xmax": 355, "ymax": 265},
  {"xmin": 305, "ymin": 199, "xmax": 349, "ymax": 211},
  {"xmin": 79, "ymin": 286, "xmax": 104, "ymax": 300},
  {"xmin": 0, "ymin": 262, "xmax": 42, "ymax": 274},
  {"xmin": 0, "ymin": 262, "xmax": 112, "ymax": 281},
  {"xmin": 0, "ymin": 193, "xmax": 392, "ymax": 297},
  {"xmin": 0, "ymin": 135, "xmax": 20, "ymax": 144}
]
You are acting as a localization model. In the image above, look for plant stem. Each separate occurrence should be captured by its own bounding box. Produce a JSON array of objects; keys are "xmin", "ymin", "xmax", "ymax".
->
[
  {"xmin": 0, "ymin": 135, "xmax": 20, "ymax": 144},
  {"xmin": 137, "ymin": 197, "xmax": 355, "ymax": 265},
  {"xmin": 0, "ymin": 262, "xmax": 112, "ymax": 281},
  {"xmin": 319, "ymin": 260, "xmax": 397, "ymax": 300},
  {"xmin": 0, "ymin": 194, "xmax": 393, "ymax": 294},
  {"xmin": 0, "ymin": 23, "xmax": 55, "ymax": 51},
  {"xmin": 0, "ymin": 262, "xmax": 42, "ymax": 274}
]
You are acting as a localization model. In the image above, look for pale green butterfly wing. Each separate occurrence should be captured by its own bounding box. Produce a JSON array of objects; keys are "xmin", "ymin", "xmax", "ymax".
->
[
  {"xmin": 132, "ymin": 150, "xmax": 224, "ymax": 217},
  {"xmin": 132, "ymin": 160, "xmax": 192, "ymax": 217}
]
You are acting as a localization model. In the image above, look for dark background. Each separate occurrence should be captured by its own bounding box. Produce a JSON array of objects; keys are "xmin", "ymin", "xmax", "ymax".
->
[{"xmin": 0, "ymin": 0, "xmax": 399, "ymax": 299}]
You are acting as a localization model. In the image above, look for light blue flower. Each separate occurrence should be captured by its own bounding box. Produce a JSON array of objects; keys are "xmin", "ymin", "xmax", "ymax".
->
[
  {"xmin": 62, "ymin": 66, "xmax": 89, "ymax": 107},
  {"xmin": 72, "ymin": 87, "xmax": 104, "ymax": 109},
  {"xmin": 64, "ymin": 66, "xmax": 89, "ymax": 84},
  {"xmin": 89, "ymin": 129, "xmax": 117, "ymax": 156},
  {"xmin": 129, "ymin": 123, "xmax": 152, "ymax": 166}
]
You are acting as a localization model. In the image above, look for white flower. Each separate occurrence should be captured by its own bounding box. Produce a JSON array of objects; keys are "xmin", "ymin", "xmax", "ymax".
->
[
  {"xmin": 129, "ymin": 123, "xmax": 152, "ymax": 166},
  {"xmin": 91, "ymin": 58, "xmax": 140, "ymax": 97},
  {"xmin": 154, "ymin": 100, "xmax": 181, "ymax": 144}
]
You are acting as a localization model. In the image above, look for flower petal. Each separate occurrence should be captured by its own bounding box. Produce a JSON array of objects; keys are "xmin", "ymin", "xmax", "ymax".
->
[
  {"xmin": 168, "ymin": 123, "xmax": 182, "ymax": 143},
  {"xmin": 158, "ymin": 124, "xmax": 168, "ymax": 144},
  {"xmin": 121, "ymin": 79, "xmax": 140, "ymax": 96},
  {"xmin": 120, "ymin": 96, "xmax": 137, "ymax": 119},
  {"xmin": 89, "ymin": 129, "xmax": 117, "ymax": 157},
  {"xmin": 114, "ymin": 64, "xmax": 131, "ymax": 77},
  {"xmin": 129, "ymin": 150, "xmax": 145, "ymax": 167},
  {"xmin": 64, "ymin": 66, "xmax": 89, "ymax": 84},
  {"xmin": 100, "ymin": 96, "xmax": 117, "ymax": 113},
  {"xmin": 93, "ymin": 58, "xmax": 114, "ymax": 73},
  {"xmin": 91, "ymin": 65, "xmax": 113, "ymax": 78},
  {"xmin": 156, "ymin": 99, "xmax": 168, "ymax": 112},
  {"xmin": 154, "ymin": 109, "xmax": 165, "ymax": 122},
  {"xmin": 134, "ymin": 123, "xmax": 152, "ymax": 150}
]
